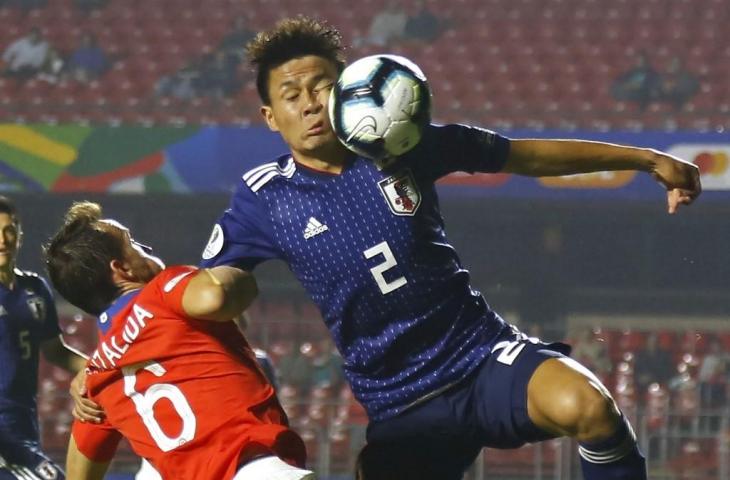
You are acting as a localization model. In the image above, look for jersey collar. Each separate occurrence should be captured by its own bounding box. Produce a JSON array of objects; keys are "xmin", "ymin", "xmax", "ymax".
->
[{"xmin": 97, "ymin": 289, "xmax": 140, "ymax": 334}]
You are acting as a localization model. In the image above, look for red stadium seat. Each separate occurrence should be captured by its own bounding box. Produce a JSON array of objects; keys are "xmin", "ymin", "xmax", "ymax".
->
[
  {"xmin": 645, "ymin": 383, "xmax": 670, "ymax": 430},
  {"xmin": 668, "ymin": 440, "xmax": 719, "ymax": 478},
  {"xmin": 0, "ymin": 0, "xmax": 725, "ymax": 128},
  {"xmin": 656, "ymin": 330, "xmax": 676, "ymax": 350}
]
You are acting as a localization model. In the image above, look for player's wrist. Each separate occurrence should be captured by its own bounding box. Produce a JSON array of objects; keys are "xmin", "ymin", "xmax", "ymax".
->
[{"xmin": 638, "ymin": 148, "xmax": 662, "ymax": 173}]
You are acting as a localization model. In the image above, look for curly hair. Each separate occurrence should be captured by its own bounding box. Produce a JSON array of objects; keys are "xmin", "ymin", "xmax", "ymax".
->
[{"xmin": 246, "ymin": 16, "xmax": 346, "ymax": 105}]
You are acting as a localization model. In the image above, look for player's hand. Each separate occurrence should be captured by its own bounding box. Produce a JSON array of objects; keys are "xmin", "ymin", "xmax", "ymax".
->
[
  {"xmin": 70, "ymin": 369, "xmax": 105, "ymax": 423},
  {"xmin": 647, "ymin": 150, "xmax": 702, "ymax": 214}
]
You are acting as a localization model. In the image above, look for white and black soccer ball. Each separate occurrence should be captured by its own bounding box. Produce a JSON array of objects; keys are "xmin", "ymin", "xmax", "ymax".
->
[{"xmin": 328, "ymin": 54, "xmax": 431, "ymax": 161}]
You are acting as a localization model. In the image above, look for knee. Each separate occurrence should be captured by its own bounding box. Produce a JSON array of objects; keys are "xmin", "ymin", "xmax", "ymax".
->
[
  {"xmin": 570, "ymin": 383, "xmax": 622, "ymax": 442},
  {"xmin": 529, "ymin": 358, "xmax": 624, "ymax": 442}
]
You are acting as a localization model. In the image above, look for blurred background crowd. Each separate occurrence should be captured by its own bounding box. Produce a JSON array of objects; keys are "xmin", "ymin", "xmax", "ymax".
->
[
  {"xmin": 0, "ymin": 0, "xmax": 727, "ymax": 131},
  {"xmin": 2, "ymin": 0, "xmax": 729, "ymax": 479}
]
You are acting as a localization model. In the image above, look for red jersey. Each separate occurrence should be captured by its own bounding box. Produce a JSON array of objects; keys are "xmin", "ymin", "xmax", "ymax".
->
[{"xmin": 72, "ymin": 266, "xmax": 305, "ymax": 479}]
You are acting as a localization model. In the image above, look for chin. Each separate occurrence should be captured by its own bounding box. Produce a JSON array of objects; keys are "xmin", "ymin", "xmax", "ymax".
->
[{"xmin": 310, "ymin": 135, "xmax": 342, "ymax": 153}]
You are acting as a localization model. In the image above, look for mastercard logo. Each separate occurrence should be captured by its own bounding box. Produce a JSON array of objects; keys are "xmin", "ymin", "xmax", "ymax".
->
[{"xmin": 693, "ymin": 151, "xmax": 728, "ymax": 176}]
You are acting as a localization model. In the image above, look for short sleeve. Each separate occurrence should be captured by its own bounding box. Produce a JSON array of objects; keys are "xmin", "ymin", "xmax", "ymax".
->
[
  {"xmin": 37, "ymin": 276, "xmax": 62, "ymax": 340},
  {"xmin": 151, "ymin": 266, "xmax": 198, "ymax": 319},
  {"xmin": 200, "ymin": 181, "xmax": 281, "ymax": 270},
  {"xmin": 414, "ymin": 123, "xmax": 511, "ymax": 179},
  {"xmin": 72, "ymin": 418, "xmax": 123, "ymax": 463}
]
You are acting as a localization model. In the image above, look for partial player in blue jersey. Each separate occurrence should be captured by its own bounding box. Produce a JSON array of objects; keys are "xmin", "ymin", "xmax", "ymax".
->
[
  {"xmin": 0, "ymin": 196, "xmax": 90, "ymax": 480},
  {"xmin": 200, "ymin": 17, "xmax": 701, "ymax": 480}
]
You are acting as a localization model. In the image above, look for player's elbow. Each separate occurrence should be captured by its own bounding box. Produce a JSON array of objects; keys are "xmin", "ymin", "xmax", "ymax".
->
[
  {"xmin": 197, "ymin": 284, "xmax": 230, "ymax": 317},
  {"xmin": 222, "ymin": 274, "xmax": 259, "ymax": 317},
  {"xmin": 185, "ymin": 272, "xmax": 258, "ymax": 321}
]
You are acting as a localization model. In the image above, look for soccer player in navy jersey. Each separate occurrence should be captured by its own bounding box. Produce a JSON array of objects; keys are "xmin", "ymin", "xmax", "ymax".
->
[
  {"xmin": 0, "ymin": 196, "xmax": 90, "ymax": 480},
  {"xmin": 200, "ymin": 17, "xmax": 701, "ymax": 480}
]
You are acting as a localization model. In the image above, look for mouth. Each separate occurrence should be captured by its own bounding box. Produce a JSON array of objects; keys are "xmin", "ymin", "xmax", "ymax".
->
[{"xmin": 307, "ymin": 121, "xmax": 326, "ymax": 136}]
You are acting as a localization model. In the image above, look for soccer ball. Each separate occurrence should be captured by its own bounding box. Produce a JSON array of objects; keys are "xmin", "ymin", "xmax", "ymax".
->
[{"xmin": 328, "ymin": 54, "xmax": 431, "ymax": 161}]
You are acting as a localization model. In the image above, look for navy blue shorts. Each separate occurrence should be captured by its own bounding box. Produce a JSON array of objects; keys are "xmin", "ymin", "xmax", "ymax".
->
[
  {"xmin": 364, "ymin": 328, "xmax": 571, "ymax": 479},
  {"xmin": 0, "ymin": 438, "xmax": 64, "ymax": 480}
]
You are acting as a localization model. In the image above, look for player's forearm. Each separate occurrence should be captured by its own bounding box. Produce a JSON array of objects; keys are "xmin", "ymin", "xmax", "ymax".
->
[
  {"xmin": 183, "ymin": 267, "xmax": 259, "ymax": 321},
  {"xmin": 42, "ymin": 336, "xmax": 89, "ymax": 374},
  {"xmin": 206, "ymin": 266, "xmax": 259, "ymax": 316},
  {"xmin": 67, "ymin": 350, "xmax": 90, "ymax": 373},
  {"xmin": 504, "ymin": 139, "xmax": 656, "ymax": 177}
]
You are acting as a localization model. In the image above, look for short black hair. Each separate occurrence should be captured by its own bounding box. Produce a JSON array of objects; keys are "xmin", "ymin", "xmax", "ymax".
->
[
  {"xmin": 246, "ymin": 16, "xmax": 346, "ymax": 105},
  {"xmin": 0, "ymin": 195, "xmax": 20, "ymax": 229}
]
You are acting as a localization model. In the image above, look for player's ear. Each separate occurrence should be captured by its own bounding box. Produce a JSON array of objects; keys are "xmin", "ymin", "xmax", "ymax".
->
[
  {"xmin": 261, "ymin": 105, "xmax": 279, "ymax": 132},
  {"xmin": 109, "ymin": 259, "xmax": 133, "ymax": 282}
]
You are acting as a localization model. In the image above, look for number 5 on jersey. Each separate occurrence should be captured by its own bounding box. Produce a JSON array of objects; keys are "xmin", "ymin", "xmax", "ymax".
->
[{"xmin": 364, "ymin": 241, "xmax": 407, "ymax": 294}]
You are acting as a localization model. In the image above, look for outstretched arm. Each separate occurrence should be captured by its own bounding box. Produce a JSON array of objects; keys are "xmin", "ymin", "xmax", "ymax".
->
[
  {"xmin": 181, "ymin": 266, "xmax": 258, "ymax": 321},
  {"xmin": 504, "ymin": 139, "xmax": 701, "ymax": 214}
]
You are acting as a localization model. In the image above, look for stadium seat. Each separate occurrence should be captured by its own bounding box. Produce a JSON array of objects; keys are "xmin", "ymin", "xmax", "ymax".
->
[
  {"xmin": 278, "ymin": 384, "xmax": 302, "ymax": 422},
  {"xmin": 644, "ymin": 383, "xmax": 669, "ymax": 431},
  {"xmin": 0, "ymin": 0, "xmax": 724, "ymax": 127},
  {"xmin": 668, "ymin": 440, "xmax": 719, "ymax": 478}
]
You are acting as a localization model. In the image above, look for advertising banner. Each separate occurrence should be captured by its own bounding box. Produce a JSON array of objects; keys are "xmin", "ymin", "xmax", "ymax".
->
[{"xmin": 0, "ymin": 124, "xmax": 725, "ymax": 200}]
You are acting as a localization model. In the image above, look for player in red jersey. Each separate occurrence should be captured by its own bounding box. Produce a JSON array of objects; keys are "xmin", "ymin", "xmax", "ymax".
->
[{"xmin": 44, "ymin": 202, "xmax": 314, "ymax": 480}]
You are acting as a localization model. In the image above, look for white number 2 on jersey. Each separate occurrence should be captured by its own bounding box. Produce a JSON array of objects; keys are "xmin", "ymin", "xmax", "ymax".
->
[
  {"xmin": 494, "ymin": 340, "xmax": 527, "ymax": 366},
  {"xmin": 364, "ymin": 241, "xmax": 407, "ymax": 295},
  {"xmin": 123, "ymin": 361, "xmax": 196, "ymax": 452}
]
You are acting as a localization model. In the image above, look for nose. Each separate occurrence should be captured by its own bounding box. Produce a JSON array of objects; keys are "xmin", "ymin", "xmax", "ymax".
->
[{"xmin": 303, "ymin": 90, "xmax": 323, "ymax": 116}]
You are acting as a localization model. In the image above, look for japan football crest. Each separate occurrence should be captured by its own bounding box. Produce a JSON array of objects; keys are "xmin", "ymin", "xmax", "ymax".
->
[
  {"xmin": 26, "ymin": 293, "xmax": 46, "ymax": 322},
  {"xmin": 378, "ymin": 169, "xmax": 421, "ymax": 216}
]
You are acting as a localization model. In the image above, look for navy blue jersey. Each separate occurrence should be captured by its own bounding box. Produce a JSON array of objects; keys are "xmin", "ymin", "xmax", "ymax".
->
[
  {"xmin": 201, "ymin": 124, "xmax": 511, "ymax": 421},
  {"xmin": 254, "ymin": 348, "xmax": 279, "ymax": 390},
  {"xmin": 0, "ymin": 270, "xmax": 60, "ymax": 441}
]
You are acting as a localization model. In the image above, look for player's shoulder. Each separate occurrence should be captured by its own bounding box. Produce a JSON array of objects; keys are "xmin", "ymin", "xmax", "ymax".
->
[
  {"xmin": 13, "ymin": 268, "xmax": 50, "ymax": 290},
  {"xmin": 14, "ymin": 268, "xmax": 40, "ymax": 280},
  {"xmin": 253, "ymin": 347, "xmax": 270, "ymax": 361},
  {"xmin": 148, "ymin": 266, "xmax": 198, "ymax": 295},
  {"xmin": 423, "ymin": 122, "xmax": 506, "ymax": 145},
  {"xmin": 240, "ymin": 153, "xmax": 296, "ymax": 194}
]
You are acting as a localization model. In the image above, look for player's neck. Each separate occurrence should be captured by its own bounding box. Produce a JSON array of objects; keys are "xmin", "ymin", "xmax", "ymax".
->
[
  {"xmin": 116, "ymin": 281, "xmax": 145, "ymax": 298},
  {"xmin": 0, "ymin": 265, "xmax": 15, "ymax": 289},
  {"xmin": 293, "ymin": 143, "xmax": 352, "ymax": 174}
]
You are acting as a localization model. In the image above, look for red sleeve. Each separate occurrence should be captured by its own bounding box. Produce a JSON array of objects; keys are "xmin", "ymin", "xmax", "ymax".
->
[
  {"xmin": 72, "ymin": 419, "xmax": 123, "ymax": 463},
  {"xmin": 152, "ymin": 265, "xmax": 199, "ymax": 319}
]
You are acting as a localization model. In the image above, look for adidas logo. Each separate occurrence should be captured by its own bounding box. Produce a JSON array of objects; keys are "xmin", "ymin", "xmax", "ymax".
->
[{"xmin": 303, "ymin": 217, "xmax": 328, "ymax": 239}]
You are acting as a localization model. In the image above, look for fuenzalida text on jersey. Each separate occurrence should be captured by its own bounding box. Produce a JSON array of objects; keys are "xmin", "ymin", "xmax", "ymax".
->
[
  {"xmin": 91, "ymin": 303, "xmax": 153, "ymax": 369},
  {"xmin": 202, "ymin": 123, "xmax": 512, "ymax": 421}
]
